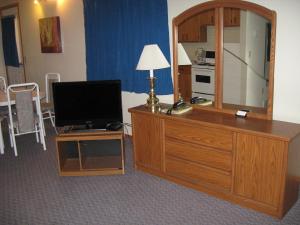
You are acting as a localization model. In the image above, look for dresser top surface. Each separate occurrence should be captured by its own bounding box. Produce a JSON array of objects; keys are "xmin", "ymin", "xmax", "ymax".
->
[{"xmin": 129, "ymin": 105, "xmax": 300, "ymax": 140}]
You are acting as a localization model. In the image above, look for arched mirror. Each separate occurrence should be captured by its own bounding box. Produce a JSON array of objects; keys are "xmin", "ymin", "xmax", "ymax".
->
[{"xmin": 173, "ymin": 1, "xmax": 276, "ymax": 120}]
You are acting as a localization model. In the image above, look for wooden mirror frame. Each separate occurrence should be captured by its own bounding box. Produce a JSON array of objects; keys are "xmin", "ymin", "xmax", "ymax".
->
[{"xmin": 172, "ymin": 0, "xmax": 276, "ymax": 120}]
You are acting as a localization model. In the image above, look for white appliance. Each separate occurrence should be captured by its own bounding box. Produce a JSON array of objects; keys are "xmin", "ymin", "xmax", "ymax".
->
[
  {"xmin": 191, "ymin": 64, "xmax": 215, "ymax": 101},
  {"xmin": 204, "ymin": 51, "xmax": 215, "ymax": 64}
]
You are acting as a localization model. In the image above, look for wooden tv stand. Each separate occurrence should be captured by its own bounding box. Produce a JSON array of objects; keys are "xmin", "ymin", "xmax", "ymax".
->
[
  {"xmin": 129, "ymin": 105, "xmax": 300, "ymax": 218},
  {"xmin": 55, "ymin": 130, "xmax": 125, "ymax": 176}
]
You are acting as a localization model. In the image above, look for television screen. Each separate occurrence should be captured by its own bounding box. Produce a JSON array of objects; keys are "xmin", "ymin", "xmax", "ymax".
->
[{"xmin": 53, "ymin": 80, "xmax": 123, "ymax": 129}]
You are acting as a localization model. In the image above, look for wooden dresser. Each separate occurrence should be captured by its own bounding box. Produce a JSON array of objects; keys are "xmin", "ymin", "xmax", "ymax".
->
[{"xmin": 129, "ymin": 105, "xmax": 300, "ymax": 218}]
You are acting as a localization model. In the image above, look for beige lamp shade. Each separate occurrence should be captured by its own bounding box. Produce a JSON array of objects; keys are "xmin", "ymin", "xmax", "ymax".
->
[
  {"xmin": 136, "ymin": 44, "xmax": 170, "ymax": 77},
  {"xmin": 178, "ymin": 43, "xmax": 191, "ymax": 65}
]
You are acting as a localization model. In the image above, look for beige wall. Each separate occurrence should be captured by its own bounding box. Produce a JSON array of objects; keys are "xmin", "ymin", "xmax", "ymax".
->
[{"xmin": 0, "ymin": 0, "xmax": 86, "ymax": 91}]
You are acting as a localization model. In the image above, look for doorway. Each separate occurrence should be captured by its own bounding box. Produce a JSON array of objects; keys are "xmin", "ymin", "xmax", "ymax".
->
[{"xmin": 0, "ymin": 3, "xmax": 26, "ymax": 85}]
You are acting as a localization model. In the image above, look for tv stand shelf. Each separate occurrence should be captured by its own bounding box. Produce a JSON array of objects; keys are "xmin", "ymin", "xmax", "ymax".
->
[{"xmin": 56, "ymin": 130, "xmax": 125, "ymax": 176}]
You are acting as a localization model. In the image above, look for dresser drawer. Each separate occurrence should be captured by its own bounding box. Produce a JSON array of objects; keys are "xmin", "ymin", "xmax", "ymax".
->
[
  {"xmin": 165, "ymin": 120, "xmax": 233, "ymax": 151},
  {"xmin": 165, "ymin": 138, "xmax": 232, "ymax": 172},
  {"xmin": 165, "ymin": 156, "xmax": 232, "ymax": 190}
]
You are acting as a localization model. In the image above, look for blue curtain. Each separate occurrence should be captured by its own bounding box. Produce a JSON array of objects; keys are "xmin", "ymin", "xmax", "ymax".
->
[
  {"xmin": 83, "ymin": 0, "xmax": 173, "ymax": 95},
  {"xmin": 1, "ymin": 16, "xmax": 19, "ymax": 67}
]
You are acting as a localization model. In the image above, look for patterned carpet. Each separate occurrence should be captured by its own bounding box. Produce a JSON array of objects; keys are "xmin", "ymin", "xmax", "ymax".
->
[{"xmin": 0, "ymin": 122, "xmax": 300, "ymax": 225}]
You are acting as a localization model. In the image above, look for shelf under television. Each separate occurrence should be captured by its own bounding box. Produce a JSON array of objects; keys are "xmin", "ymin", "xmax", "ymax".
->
[{"xmin": 56, "ymin": 130, "xmax": 125, "ymax": 176}]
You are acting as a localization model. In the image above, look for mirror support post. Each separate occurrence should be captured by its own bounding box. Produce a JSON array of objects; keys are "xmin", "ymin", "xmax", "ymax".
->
[
  {"xmin": 172, "ymin": 21, "xmax": 179, "ymax": 103},
  {"xmin": 215, "ymin": 7, "xmax": 223, "ymax": 110}
]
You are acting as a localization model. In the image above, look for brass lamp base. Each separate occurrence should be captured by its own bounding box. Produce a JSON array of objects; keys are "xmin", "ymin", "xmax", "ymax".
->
[
  {"xmin": 177, "ymin": 72, "xmax": 184, "ymax": 102},
  {"xmin": 178, "ymin": 92, "xmax": 184, "ymax": 102},
  {"xmin": 146, "ymin": 77, "xmax": 161, "ymax": 113}
]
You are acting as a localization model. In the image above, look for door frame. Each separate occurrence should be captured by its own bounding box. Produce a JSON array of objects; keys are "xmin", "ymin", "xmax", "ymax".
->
[{"xmin": 0, "ymin": 3, "xmax": 26, "ymax": 84}]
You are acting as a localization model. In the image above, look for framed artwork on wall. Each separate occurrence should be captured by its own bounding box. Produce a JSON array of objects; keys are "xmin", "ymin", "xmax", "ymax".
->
[{"xmin": 39, "ymin": 16, "xmax": 62, "ymax": 53}]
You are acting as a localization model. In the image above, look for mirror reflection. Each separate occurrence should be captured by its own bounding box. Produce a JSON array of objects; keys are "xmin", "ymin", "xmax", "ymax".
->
[
  {"xmin": 223, "ymin": 9, "xmax": 271, "ymax": 109},
  {"xmin": 178, "ymin": 9, "xmax": 215, "ymax": 103},
  {"xmin": 177, "ymin": 7, "xmax": 272, "ymax": 112}
]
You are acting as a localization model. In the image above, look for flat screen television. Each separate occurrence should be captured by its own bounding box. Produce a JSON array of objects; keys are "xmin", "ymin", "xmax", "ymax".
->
[{"xmin": 52, "ymin": 80, "xmax": 123, "ymax": 129}]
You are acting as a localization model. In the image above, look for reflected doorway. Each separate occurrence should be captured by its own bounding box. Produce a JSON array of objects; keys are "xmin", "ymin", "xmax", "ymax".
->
[{"xmin": 0, "ymin": 4, "xmax": 26, "ymax": 85}]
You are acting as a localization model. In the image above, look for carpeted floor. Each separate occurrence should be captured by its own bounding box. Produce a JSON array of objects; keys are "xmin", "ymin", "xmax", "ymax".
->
[{"xmin": 0, "ymin": 121, "xmax": 300, "ymax": 225}]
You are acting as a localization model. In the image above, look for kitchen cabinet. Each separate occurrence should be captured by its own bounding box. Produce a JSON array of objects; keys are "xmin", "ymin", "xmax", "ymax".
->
[
  {"xmin": 178, "ymin": 8, "xmax": 240, "ymax": 43},
  {"xmin": 201, "ymin": 8, "xmax": 240, "ymax": 27},
  {"xmin": 178, "ymin": 15, "xmax": 207, "ymax": 42},
  {"xmin": 201, "ymin": 9, "xmax": 215, "ymax": 25},
  {"xmin": 224, "ymin": 8, "xmax": 240, "ymax": 27}
]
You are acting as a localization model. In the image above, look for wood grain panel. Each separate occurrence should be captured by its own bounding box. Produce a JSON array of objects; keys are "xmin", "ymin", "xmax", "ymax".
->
[
  {"xmin": 56, "ymin": 131, "xmax": 124, "ymax": 176},
  {"xmin": 178, "ymin": 65, "xmax": 192, "ymax": 102},
  {"xmin": 129, "ymin": 106, "xmax": 300, "ymax": 218},
  {"xmin": 282, "ymin": 135, "xmax": 300, "ymax": 215},
  {"xmin": 165, "ymin": 137, "xmax": 232, "ymax": 171},
  {"xmin": 224, "ymin": 8, "xmax": 240, "ymax": 27},
  {"xmin": 201, "ymin": 9, "xmax": 215, "ymax": 25},
  {"xmin": 165, "ymin": 156, "xmax": 231, "ymax": 190},
  {"xmin": 165, "ymin": 120, "xmax": 233, "ymax": 151},
  {"xmin": 132, "ymin": 113, "xmax": 163, "ymax": 171},
  {"xmin": 234, "ymin": 133, "xmax": 285, "ymax": 207},
  {"xmin": 178, "ymin": 14, "xmax": 207, "ymax": 42},
  {"xmin": 130, "ymin": 105, "xmax": 300, "ymax": 140}
]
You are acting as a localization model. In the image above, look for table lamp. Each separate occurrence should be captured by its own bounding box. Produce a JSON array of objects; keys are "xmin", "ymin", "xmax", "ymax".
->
[
  {"xmin": 178, "ymin": 43, "xmax": 192, "ymax": 101},
  {"xmin": 136, "ymin": 44, "xmax": 170, "ymax": 112}
]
